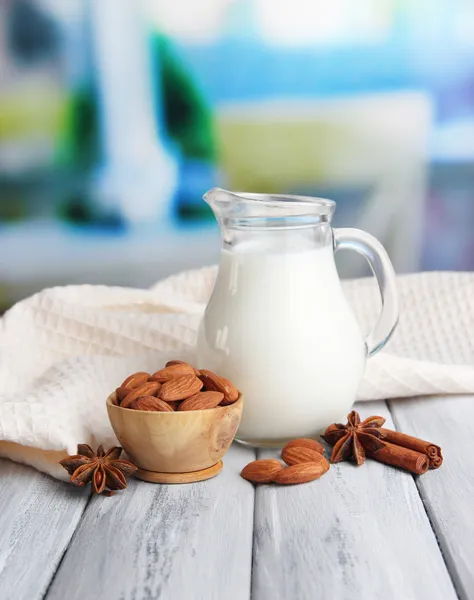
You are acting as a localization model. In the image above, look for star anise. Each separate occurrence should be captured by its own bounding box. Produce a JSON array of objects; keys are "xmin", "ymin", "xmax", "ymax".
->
[
  {"xmin": 322, "ymin": 411, "xmax": 386, "ymax": 465},
  {"xmin": 60, "ymin": 444, "xmax": 138, "ymax": 495}
]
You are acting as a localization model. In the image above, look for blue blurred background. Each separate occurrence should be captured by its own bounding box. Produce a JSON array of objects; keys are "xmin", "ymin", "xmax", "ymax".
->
[{"xmin": 1, "ymin": 0, "xmax": 474, "ymax": 310}]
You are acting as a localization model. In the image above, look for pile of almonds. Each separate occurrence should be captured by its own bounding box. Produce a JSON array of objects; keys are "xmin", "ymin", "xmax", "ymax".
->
[
  {"xmin": 112, "ymin": 360, "xmax": 240, "ymax": 412},
  {"xmin": 241, "ymin": 438, "xmax": 330, "ymax": 485}
]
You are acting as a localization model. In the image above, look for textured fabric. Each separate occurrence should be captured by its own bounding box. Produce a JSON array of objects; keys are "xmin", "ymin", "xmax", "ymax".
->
[{"xmin": 0, "ymin": 268, "xmax": 473, "ymax": 479}]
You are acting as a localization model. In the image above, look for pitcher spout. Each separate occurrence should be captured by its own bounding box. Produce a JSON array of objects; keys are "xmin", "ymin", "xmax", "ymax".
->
[
  {"xmin": 203, "ymin": 187, "xmax": 235, "ymax": 214},
  {"xmin": 202, "ymin": 187, "xmax": 228, "ymax": 205}
]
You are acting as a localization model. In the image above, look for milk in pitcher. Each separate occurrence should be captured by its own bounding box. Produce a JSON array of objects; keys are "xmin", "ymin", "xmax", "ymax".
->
[{"xmin": 197, "ymin": 241, "xmax": 366, "ymax": 444}]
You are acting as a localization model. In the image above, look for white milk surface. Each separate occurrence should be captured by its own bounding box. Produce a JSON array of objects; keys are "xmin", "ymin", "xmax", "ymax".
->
[{"xmin": 197, "ymin": 243, "xmax": 366, "ymax": 444}]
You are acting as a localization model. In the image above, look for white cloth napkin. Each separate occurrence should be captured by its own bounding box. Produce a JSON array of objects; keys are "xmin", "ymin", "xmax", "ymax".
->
[{"xmin": 0, "ymin": 268, "xmax": 473, "ymax": 479}]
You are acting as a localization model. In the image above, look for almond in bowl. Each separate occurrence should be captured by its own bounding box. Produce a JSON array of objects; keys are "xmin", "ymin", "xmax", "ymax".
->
[{"xmin": 106, "ymin": 361, "xmax": 243, "ymax": 484}]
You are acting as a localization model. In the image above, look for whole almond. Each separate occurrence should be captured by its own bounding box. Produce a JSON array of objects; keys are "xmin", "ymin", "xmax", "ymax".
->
[
  {"xmin": 150, "ymin": 363, "xmax": 197, "ymax": 382},
  {"xmin": 131, "ymin": 396, "xmax": 174, "ymax": 412},
  {"xmin": 274, "ymin": 462, "xmax": 329, "ymax": 485},
  {"xmin": 121, "ymin": 372, "xmax": 150, "ymax": 389},
  {"xmin": 282, "ymin": 447, "xmax": 329, "ymax": 467},
  {"xmin": 199, "ymin": 370, "xmax": 239, "ymax": 405},
  {"xmin": 178, "ymin": 391, "xmax": 224, "ymax": 411},
  {"xmin": 166, "ymin": 360, "xmax": 198, "ymax": 373},
  {"xmin": 283, "ymin": 438, "xmax": 325, "ymax": 455},
  {"xmin": 241, "ymin": 459, "xmax": 283, "ymax": 484},
  {"xmin": 121, "ymin": 381, "xmax": 161, "ymax": 408},
  {"xmin": 159, "ymin": 375, "xmax": 203, "ymax": 401},
  {"xmin": 115, "ymin": 387, "xmax": 131, "ymax": 404}
]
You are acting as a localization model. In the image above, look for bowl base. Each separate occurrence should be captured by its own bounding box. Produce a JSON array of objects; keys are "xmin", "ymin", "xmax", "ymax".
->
[{"xmin": 135, "ymin": 460, "xmax": 223, "ymax": 484}]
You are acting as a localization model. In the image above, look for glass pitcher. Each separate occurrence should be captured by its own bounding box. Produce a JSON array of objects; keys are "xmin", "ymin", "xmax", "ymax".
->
[{"xmin": 197, "ymin": 188, "xmax": 398, "ymax": 447}]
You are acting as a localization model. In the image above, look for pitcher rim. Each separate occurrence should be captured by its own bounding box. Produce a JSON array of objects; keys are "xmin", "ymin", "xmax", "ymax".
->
[{"xmin": 203, "ymin": 187, "xmax": 336, "ymax": 213}]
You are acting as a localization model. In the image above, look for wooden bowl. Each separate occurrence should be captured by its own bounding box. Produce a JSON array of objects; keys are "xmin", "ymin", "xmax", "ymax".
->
[{"xmin": 106, "ymin": 393, "xmax": 243, "ymax": 484}]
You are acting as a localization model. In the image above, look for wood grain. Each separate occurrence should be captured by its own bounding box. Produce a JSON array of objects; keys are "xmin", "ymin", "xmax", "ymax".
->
[
  {"xmin": 390, "ymin": 394, "xmax": 474, "ymax": 600},
  {"xmin": 107, "ymin": 394, "xmax": 243, "ymax": 473},
  {"xmin": 46, "ymin": 443, "xmax": 256, "ymax": 600},
  {"xmin": 251, "ymin": 401, "xmax": 458, "ymax": 600},
  {"xmin": 135, "ymin": 460, "xmax": 223, "ymax": 483},
  {"xmin": 0, "ymin": 458, "xmax": 88, "ymax": 600},
  {"xmin": 1, "ymin": 395, "xmax": 472, "ymax": 599}
]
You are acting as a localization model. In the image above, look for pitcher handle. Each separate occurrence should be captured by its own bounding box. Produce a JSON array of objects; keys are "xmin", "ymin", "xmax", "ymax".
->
[{"xmin": 333, "ymin": 228, "xmax": 399, "ymax": 357}]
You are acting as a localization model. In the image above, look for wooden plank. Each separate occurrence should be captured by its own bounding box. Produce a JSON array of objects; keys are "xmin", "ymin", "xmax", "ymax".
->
[
  {"xmin": 252, "ymin": 401, "xmax": 458, "ymax": 600},
  {"xmin": 46, "ymin": 443, "xmax": 255, "ymax": 600},
  {"xmin": 0, "ymin": 458, "xmax": 88, "ymax": 600},
  {"xmin": 390, "ymin": 394, "xmax": 474, "ymax": 600}
]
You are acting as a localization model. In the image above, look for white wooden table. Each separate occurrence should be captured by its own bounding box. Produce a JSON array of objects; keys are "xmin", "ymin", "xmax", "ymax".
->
[{"xmin": 1, "ymin": 395, "xmax": 473, "ymax": 600}]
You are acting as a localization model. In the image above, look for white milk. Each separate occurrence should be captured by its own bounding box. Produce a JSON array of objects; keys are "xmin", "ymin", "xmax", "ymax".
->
[{"xmin": 197, "ymin": 242, "xmax": 366, "ymax": 445}]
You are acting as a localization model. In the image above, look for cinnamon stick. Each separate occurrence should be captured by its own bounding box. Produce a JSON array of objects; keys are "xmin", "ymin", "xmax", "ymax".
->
[
  {"xmin": 368, "ymin": 442, "xmax": 429, "ymax": 475},
  {"xmin": 381, "ymin": 429, "xmax": 443, "ymax": 469}
]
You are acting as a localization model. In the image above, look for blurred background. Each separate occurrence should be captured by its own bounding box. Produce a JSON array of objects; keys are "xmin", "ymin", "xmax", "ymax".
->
[{"xmin": 1, "ymin": 0, "xmax": 474, "ymax": 311}]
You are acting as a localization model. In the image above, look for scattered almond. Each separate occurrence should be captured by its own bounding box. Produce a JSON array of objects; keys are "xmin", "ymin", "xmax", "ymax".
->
[
  {"xmin": 121, "ymin": 372, "xmax": 150, "ymax": 389},
  {"xmin": 150, "ymin": 363, "xmax": 197, "ymax": 382},
  {"xmin": 274, "ymin": 462, "xmax": 329, "ymax": 485},
  {"xmin": 282, "ymin": 447, "xmax": 329, "ymax": 467},
  {"xmin": 131, "ymin": 396, "xmax": 175, "ymax": 412},
  {"xmin": 199, "ymin": 370, "xmax": 239, "ymax": 405},
  {"xmin": 178, "ymin": 391, "xmax": 224, "ymax": 411},
  {"xmin": 282, "ymin": 438, "xmax": 325, "ymax": 455},
  {"xmin": 240, "ymin": 459, "xmax": 283, "ymax": 483},
  {"xmin": 159, "ymin": 375, "xmax": 204, "ymax": 401},
  {"xmin": 121, "ymin": 381, "xmax": 161, "ymax": 408}
]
